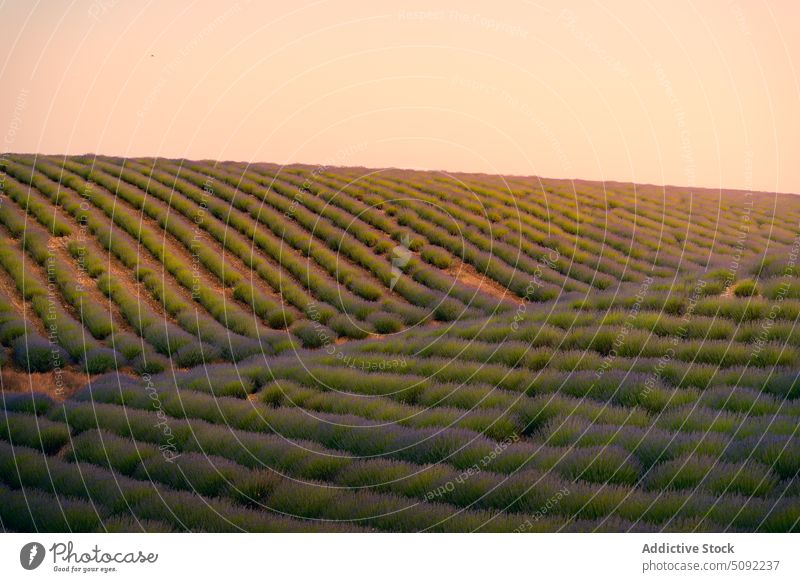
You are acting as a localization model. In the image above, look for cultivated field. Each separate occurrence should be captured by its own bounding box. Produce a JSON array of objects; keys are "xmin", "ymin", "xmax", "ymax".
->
[{"xmin": 1, "ymin": 155, "xmax": 799, "ymax": 531}]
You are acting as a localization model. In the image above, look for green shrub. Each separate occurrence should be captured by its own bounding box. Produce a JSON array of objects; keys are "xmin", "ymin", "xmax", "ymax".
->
[
  {"xmin": 175, "ymin": 342, "xmax": 221, "ymax": 368},
  {"xmin": 143, "ymin": 323, "xmax": 193, "ymax": 355},
  {"xmin": 0, "ymin": 483, "xmax": 106, "ymax": 532},
  {"xmin": 290, "ymin": 320, "xmax": 332, "ymax": 348},
  {"xmin": 130, "ymin": 352, "xmax": 168, "ymax": 374},
  {"xmin": 763, "ymin": 280, "xmax": 800, "ymax": 300},
  {"xmin": 420, "ymin": 245, "xmax": 452, "ymax": 269},
  {"xmin": 110, "ymin": 332, "xmax": 145, "ymax": 359},
  {"xmin": 135, "ymin": 451, "xmax": 248, "ymax": 497},
  {"xmin": 1, "ymin": 391, "xmax": 54, "ymax": 415},
  {"xmin": 699, "ymin": 279, "xmax": 726, "ymax": 295},
  {"xmin": 0, "ymin": 320, "xmax": 26, "ymax": 345},
  {"xmin": 81, "ymin": 347, "xmax": 120, "ymax": 374},
  {"xmin": 554, "ymin": 446, "xmax": 641, "ymax": 486},
  {"xmin": 733, "ymin": 279, "xmax": 759, "ymax": 297},
  {"xmin": 433, "ymin": 297, "xmax": 464, "ymax": 321},
  {"xmin": 12, "ymin": 335, "xmax": 69, "ymax": 372},
  {"xmin": 0, "ymin": 412, "xmax": 70, "ymax": 453},
  {"xmin": 328, "ymin": 314, "xmax": 370, "ymax": 339},
  {"xmin": 67, "ymin": 429, "xmax": 155, "ymax": 475},
  {"xmin": 267, "ymin": 308, "xmax": 296, "ymax": 329},
  {"xmin": 367, "ymin": 312, "xmax": 403, "ymax": 334}
]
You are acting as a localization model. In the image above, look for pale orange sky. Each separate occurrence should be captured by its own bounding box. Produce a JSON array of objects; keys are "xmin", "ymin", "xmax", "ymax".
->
[{"xmin": 1, "ymin": 0, "xmax": 798, "ymax": 193}]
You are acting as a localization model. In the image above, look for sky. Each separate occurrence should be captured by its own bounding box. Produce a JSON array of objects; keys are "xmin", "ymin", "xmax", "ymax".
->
[{"xmin": 0, "ymin": 0, "xmax": 798, "ymax": 193}]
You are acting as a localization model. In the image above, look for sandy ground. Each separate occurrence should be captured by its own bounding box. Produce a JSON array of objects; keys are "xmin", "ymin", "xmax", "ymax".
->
[
  {"xmin": 1, "ymin": 367, "xmax": 89, "ymax": 401},
  {"xmin": 447, "ymin": 260, "xmax": 524, "ymax": 304}
]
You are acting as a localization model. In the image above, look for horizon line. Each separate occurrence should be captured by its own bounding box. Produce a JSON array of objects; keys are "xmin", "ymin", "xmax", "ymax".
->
[{"xmin": 5, "ymin": 151, "xmax": 798, "ymax": 199}]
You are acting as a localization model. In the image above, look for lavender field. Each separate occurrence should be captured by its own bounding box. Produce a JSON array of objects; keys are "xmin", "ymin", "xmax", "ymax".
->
[{"xmin": 1, "ymin": 155, "xmax": 799, "ymax": 532}]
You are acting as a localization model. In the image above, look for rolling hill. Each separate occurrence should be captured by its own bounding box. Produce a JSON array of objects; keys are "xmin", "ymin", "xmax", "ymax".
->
[{"xmin": 1, "ymin": 154, "xmax": 799, "ymax": 532}]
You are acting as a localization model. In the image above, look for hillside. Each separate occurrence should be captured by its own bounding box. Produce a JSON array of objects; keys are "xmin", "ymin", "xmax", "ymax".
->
[{"xmin": 1, "ymin": 155, "xmax": 799, "ymax": 532}]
